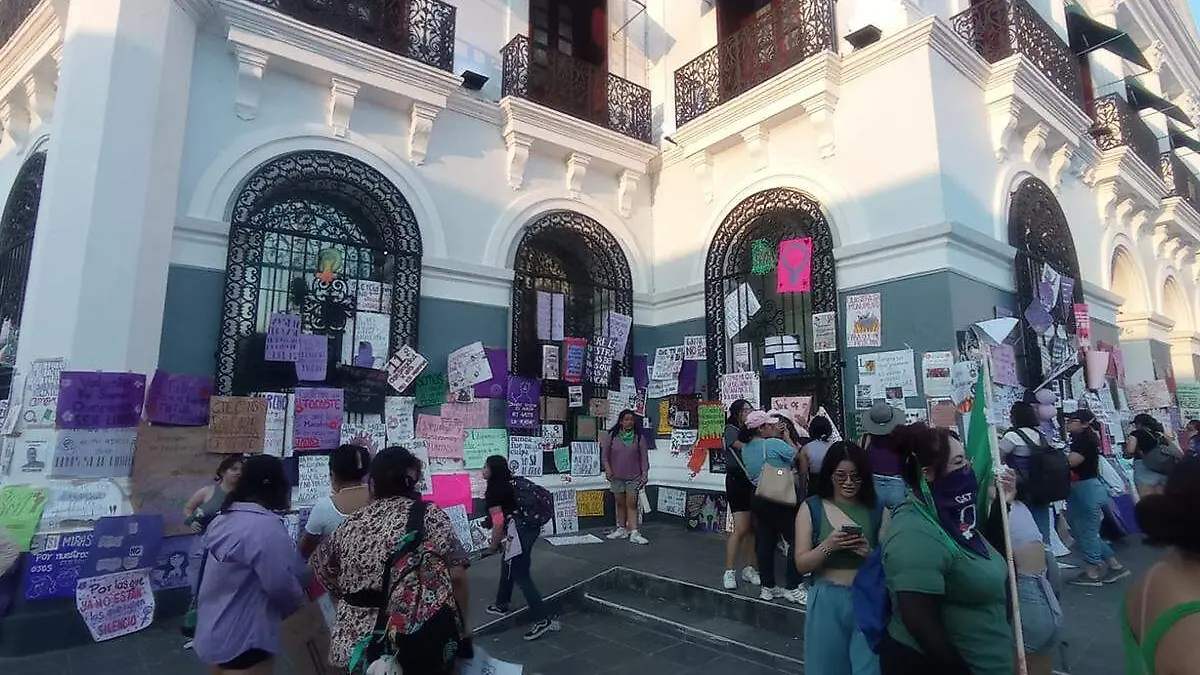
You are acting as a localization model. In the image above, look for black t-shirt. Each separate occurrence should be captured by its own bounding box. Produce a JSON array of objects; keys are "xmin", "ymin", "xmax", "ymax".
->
[
  {"xmin": 1129, "ymin": 429, "xmax": 1159, "ymax": 460},
  {"xmin": 1070, "ymin": 431, "xmax": 1102, "ymax": 480},
  {"xmin": 484, "ymin": 479, "xmax": 516, "ymax": 515}
]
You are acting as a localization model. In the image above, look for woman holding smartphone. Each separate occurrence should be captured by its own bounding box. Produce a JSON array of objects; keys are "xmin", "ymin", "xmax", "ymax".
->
[{"xmin": 794, "ymin": 441, "xmax": 886, "ymax": 674}]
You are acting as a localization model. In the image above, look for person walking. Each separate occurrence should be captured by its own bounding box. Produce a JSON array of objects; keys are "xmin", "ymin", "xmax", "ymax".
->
[
  {"xmin": 181, "ymin": 455, "xmax": 244, "ymax": 649},
  {"xmin": 721, "ymin": 399, "xmax": 759, "ymax": 590},
  {"xmin": 193, "ymin": 455, "xmax": 307, "ymax": 675},
  {"xmin": 602, "ymin": 409, "xmax": 650, "ymax": 545},
  {"xmin": 794, "ymin": 441, "xmax": 885, "ymax": 675},
  {"xmin": 858, "ymin": 402, "xmax": 906, "ymax": 509},
  {"xmin": 1065, "ymin": 410, "xmax": 1130, "ymax": 586},
  {"xmin": 742, "ymin": 410, "xmax": 804, "ymax": 604},
  {"xmin": 999, "ymin": 401, "xmax": 1059, "ymax": 543},
  {"xmin": 1125, "ymin": 414, "xmax": 1177, "ymax": 497}
]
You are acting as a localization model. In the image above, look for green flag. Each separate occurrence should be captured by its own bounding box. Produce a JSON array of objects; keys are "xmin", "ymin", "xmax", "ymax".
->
[{"xmin": 967, "ymin": 367, "xmax": 996, "ymax": 522}]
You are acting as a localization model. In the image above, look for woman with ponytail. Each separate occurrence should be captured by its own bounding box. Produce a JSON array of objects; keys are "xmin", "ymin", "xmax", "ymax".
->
[
  {"xmin": 1122, "ymin": 458, "xmax": 1200, "ymax": 674},
  {"xmin": 299, "ymin": 444, "xmax": 372, "ymax": 559},
  {"xmin": 312, "ymin": 447, "xmax": 472, "ymax": 674}
]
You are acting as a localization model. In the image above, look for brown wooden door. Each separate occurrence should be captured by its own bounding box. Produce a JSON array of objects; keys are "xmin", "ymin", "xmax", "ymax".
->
[{"xmin": 529, "ymin": 0, "xmax": 607, "ymax": 123}]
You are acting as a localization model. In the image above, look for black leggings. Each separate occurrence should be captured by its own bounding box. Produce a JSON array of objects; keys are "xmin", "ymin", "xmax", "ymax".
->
[
  {"xmin": 878, "ymin": 633, "xmax": 973, "ymax": 675},
  {"xmin": 219, "ymin": 648, "xmax": 271, "ymax": 670},
  {"xmin": 752, "ymin": 498, "xmax": 801, "ymax": 590}
]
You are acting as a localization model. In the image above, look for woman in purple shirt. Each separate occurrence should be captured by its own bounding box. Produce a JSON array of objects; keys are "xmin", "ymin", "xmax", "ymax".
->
[
  {"xmin": 858, "ymin": 402, "xmax": 907, "ymax": 509},
  {"xmin": 194, "ymin": 455, "xmax": 307, "ymax": 674},
  {"xmin": 602, "ymin": 410, "xmax": 650, "ymax": 545}
]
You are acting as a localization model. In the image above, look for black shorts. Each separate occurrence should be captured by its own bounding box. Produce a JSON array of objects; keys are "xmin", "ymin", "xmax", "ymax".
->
[
  {"xmin": 219, "ymin": 648, "xmax": 271, "ymax": 670},
  {"xmin": 726, "ymin": 472, "xmax": 754, "ymax": 513}
]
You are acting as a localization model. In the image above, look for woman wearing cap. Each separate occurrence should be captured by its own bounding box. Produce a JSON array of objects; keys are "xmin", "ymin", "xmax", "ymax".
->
[
  {"xmin": 1066, "ymin": 410, "xmax": 1129, "ymax": 586},
  {"xmin": 1125, "ymin": 413, "xmax": 1173, "ymax": 497},
  {"xmin": 741, "ymin": 410, "xmax": 804, "ymax": 604},
  {"xmin": 859, "ymin": 401, "xmax": 907, "ymax": 509}
]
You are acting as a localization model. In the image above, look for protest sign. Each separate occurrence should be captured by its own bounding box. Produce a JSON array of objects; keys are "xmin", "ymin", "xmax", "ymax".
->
[
  {"xmin": 76, "ymin": 569, "xmax": 156, "ymax": 642},
  {"xmin": 144, "ymin": 370, "xmax": 211, "ymax": 426},
  {"xmin": 57, "ymin": 372, "xmax": 146, "ymax": 429},
  {"xmin": 463, "ymin": 428, "xmax": 507, "ymax": 469},
  {"xmin": 447, "ymin": 342, "xmax": 493, "ymax": 392},
  {"xmin": 414, "ymin": 371, "xmax": 446, "ymax": 408},
  {"xmin": 295, "ymin": 334, "xmax": 328, "ymax": 382},
  {"xmin": 506, "ymin": 376, "xmax": 541, "ymax": 430},
  {"xmin": 130, "ymin": 424, "xmax": 212, "ymax": 535},
  {"xmin": 81, "ymin": 515, "xmax": 164, "ymax": 578},
  {"xmin": 23, "ymin": 530, "xmax": 93, "ymax": 600},
  {"xmin": 264, "ymin": 312, "xmax": 301, "ymax": 361},
  {"xmin": 385, "ymin": 345, "xmax": 427, "ymax": 393},
  {"xmin": 0, "ymin": 485, "xmax": 48, "ymax": 551},
  {"xmin": 293, "ymin": 388, "xmax": 343, "ymax": 450},
  {"xmin": 207, "ymin": 396, "xmax": 267, "ymax": 454},
  {"xmin": 52, "ymin": 427, "xmax": 138, "ymax": 479},
  {"xmin": 22, "ymin": 357, "xmax": 64, "ymax": 428}
]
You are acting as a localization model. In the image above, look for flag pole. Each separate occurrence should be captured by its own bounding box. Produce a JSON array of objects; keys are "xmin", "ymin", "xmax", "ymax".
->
[{"xmin": 979, "ymin": 347, "xmax": 1028, "ymax": 675}]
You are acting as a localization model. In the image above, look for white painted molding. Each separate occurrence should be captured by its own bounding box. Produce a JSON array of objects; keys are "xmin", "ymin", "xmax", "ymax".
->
[
  {"xmin": 173, "ymin": 0, "xmax": 217, "ymax": 22},
  {"xmin": 617, "ymin": 169, "xmax": 642, "ymax": 218},
  {"xmin": 0, "ymin": 92, "xmax": 30, "ymax": 149},
  {"xmin": 408, "ymin": 101, "xmax": 439, "ymax": 165},
  {"xmin": 1048, "ymin": 144, "xmax": 1073, "ymax": 193},
  {"xmin": 232, "ymin": 44, "xmax": 268, "ymax": 121},
  {"xmin": 1022, "ymin": 122, "xmax": 1049, "ymax": 166},
  {"xmin": 691, "ymin": 151, "xmax": 714, "ymax": 204},
  {"xmin": 0, "ymin": 1, "xmax": 61, "ymax": 107},
  {"xmin": 21, "ymin": 61, "xmax": 54, "ymax": 127},
  {"xmin": 326, "ymin": 76, "xmax": 359, "ymax": 138},
  {"xmin": 1082, "ymin": 280, "xmax": 1124, "ymax": 327},
  {"xmin": 1118, "ymin": 311, "xmax": 1176, "ymax": 342},
  {"xmin": 565, "ymin": 152, "xmax": 591, "ymax": 199},
  {"xmin": 834, "ymin": 221, "xmax": 1015, "ymax": 293},
  {"xmin": 741, "ymin": 124, "xmax": 769, "ymax": 172},
  {"xmin": 498, "ymin": 96, "xmax": 656, "ymax": 176},
  {"xmin": 989, "ymin": 98, "xmax": 1022, "ymax": 162},
  {"xmin": 503, "ymin": 131, "xmax": 532, "ymax": 190}
]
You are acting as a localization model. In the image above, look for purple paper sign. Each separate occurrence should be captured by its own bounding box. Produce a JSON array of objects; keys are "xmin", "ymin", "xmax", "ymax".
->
[
  {"xmin": 295, "ymin": 334, "xmax": 328, "ymax": 382},
  {"xmin": 506, "ymin": 376, "xmax": 541, "ymax": 430},
  {"xmin": 23, "ymin": 530, "xmax": 94, "ymax": 600},
  {"xmin": 632, "ymin": 355, "xmax": 649, "ymax": 390},
  {"xmin": 293, "ymin": 387, "xmax": 343, "ymax": 450},
  {"xmin": 80, "ymin": 515, "xmax": 164, "ymax": 579},
  {"xmin": 264, "ymin": 312, "xmax": 301, "ymax": 362},
  {"xmin": 145, "ymin": 370, "xmax": 212, "ymax": 426},
  {"xmin": 1023, "ymin": 300, "xmax": 1054, "ymax": 334},
  {"xmin": 473, "ymin": 348, "xmax": 509, "ymax": 399},
  {"xmin": 678, "ymin": 360, "xmax": 698, "ymax": 395},
  {"xmin": 57, "ymin": 372, "xmax": 146, "ymax": 429},
  {"xmin": 1059, "ymin": 277, "xmax": 1076, "ymax": 308},
  {"xmin": 149, "ymin": 535, "xmax": 199, "ymax": 592}
]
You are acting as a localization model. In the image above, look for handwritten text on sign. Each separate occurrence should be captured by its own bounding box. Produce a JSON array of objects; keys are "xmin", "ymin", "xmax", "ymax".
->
[
  {"xmin": 75, "ymin": 569, "xmax": 156, "ymax": 642},
  {"xmin": 207, "ymin": 396, "xmax": 267, "ymax": 454},
  {"xmin": 56, "ymin": 372, "xmax": 146, "ymax": 430}
]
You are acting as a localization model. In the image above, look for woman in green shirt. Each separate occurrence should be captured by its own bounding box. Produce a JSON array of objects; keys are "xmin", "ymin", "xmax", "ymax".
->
[{"xmin": 879, "ymin": 423, "xmax": 1012, "ymax": 675}]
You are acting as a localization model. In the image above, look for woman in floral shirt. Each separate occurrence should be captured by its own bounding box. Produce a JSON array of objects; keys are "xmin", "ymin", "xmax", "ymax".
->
[{"xmin": 312, "ymin": 447, "xmax": 471, "ymax": 673}]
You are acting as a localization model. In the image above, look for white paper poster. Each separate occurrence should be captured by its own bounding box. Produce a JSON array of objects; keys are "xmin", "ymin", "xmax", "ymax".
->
[
  {"xmin": 76, "ymin": 569, "xmax": 156, "ymax": 642},
  {"xmin": 846, "ymin": 293, "xmax": 882, "ymax": 348},
  {"xmin": 409, "ymin": 439, "xmax": 432, "ymax": 494},
  {"xmin": 875, "ymin": 349, "xmax": 918, "ymax": 397},
  {"xmin": 542, "ymin": 345, "xmax": 560, "ymax": 380},
  {"xmin": 260, "ymin": 392, "xmax": 289, "ymax": 457},
  {"xmin": 569, "ymin": 441, "xmax": 600, "ymax": 476},
  {"xmin": 444, "ymin": 503, "xmax": 473, "ymax": 552},
  {"xmin": 567, "ymin": 386, "xmax": 584, "ymax": 408},
  {"xmin": 340, "ymin": 421, "xmax": 387, "ymax": 455},
  {"xmin": 22, "ymin": 357, "xmax": 64, "ymax": 428},
  {"xmin": 15, "ymin": 438, "xmax": 47, "ymax": 474},
  {"xmin": 42, "ymin": 479, "xmax": 124, "ymax": 527},
  {"xmin": 646, "ymin": 378, "xmax": 678, "ymax": 399},
  {"xmin": 812, "ymin": 312, "xmax": 837, "ymax": 353},
  {"xmin": 552, "ymin": 488, "xmax": 579, "ymax": 534},
  {"xmin": 719, "ymin": 371, "xmax": 760, "ymax": 410},
  {"xmin": 447, "ymin": 342, "xmax": 493, "ymax": 392},
  {"xmin": 724, "ymin": 283, "xmax": 761, "ymax": 339},
  {"xmin": 386, "ymin": 345, "xmax": 428, "ymax": 393},
  {"xmin": 551, "ymin": 293, "xmax": 565, "ymax": 341},
  {"xmin": 508, "ymin": 435, "xmax": 544, "ymax": 477},
  {"xmin": 385, "ymin": 396, "xmax": 415, "ymax": 444},
  {"xmin": 921, "ymin": 351, "xmax": 954, "ymax": 398},
  {"xmin": 3, "ymin": 371, "xmax": 23, "ymax": 435},
  {"xmin": 298, "ymin": 454, "xmax": 332, "ymax": 504},
  {"xmin": 341, "ymin": 311, "xmax": 390, "ymax": 369},
  {"xmin": 657, "ymin": 487, "xmax": 687, "ymax": 517},
  {"xmin": 51, "ymin": 427, "xmax": 137, "ymax": 479},
  {"xmin": 651, "ymin": 346, "xmax": 685, "ymax": 381},
  {"xmin": 603, "ymin": 311, "xmax": 633, "ymax": 360},
  {"xmin": 732, "ymin": 343, "xmax": 752, "ymax": 373},
  {"xmin": 354, "ymin": 280, "xmax": 392, "ymax": 313},
  {"xmin": 683, "ymin": 336, "xmax": 706, "ymax": 360}
]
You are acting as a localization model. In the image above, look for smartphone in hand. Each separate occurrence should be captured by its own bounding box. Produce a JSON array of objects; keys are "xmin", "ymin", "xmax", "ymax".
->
[{"xmin": 840, "ymin": 525, "xmax": 863, "ymax": 537}]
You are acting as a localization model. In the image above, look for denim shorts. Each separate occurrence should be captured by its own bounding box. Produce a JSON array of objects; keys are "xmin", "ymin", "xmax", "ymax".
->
[
  {"xmin": 1133, "ymin": 460, "xmax": 1170, "ymax": 487},
  {"xmin": 610, "ymin": 479, "xmax": 640, "ymax": 494},
  {"xmin": 1016, "ymin": 574, "xmax": 1060, "ymax": 654}
]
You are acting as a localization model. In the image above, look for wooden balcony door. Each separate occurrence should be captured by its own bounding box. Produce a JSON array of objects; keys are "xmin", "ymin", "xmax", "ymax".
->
[{"xmin": 529, "ymin": 0, "xmax": 608, "ymax": 122}]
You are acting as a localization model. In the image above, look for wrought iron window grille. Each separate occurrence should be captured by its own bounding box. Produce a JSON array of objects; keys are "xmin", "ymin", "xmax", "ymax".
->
[
  {"xmin": 217, "ymin": 151, "xmax": 422, "ymax": 397},
  {"xmin": 1092, "ymin": 93, "xmax": 1165, "ymax": 180},
  {"xmin": 703, "ymin": 188, "xmax": 843, "ymax": 429},
  {"xmin": 247, "ymin": 0, "xmax": 457, "ymax": 72},
  {"xmin": 1162, "ymin": 152, "xmax": 1200, "ymax": 213}
]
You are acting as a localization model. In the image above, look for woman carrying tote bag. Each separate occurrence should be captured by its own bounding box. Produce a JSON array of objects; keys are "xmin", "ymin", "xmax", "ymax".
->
[{"xmin": 740, "ymin": 411, "xmax": 804, "ymax": 604}]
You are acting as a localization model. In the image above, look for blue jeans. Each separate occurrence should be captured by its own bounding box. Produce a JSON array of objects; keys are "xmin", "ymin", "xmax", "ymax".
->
[
  {"xmin": 1015, "ymin": 574, "xmax": 1060, "ymax": 654},
  {"xmin": 873, "ymin": 475, "xmax": 908, "ymax": 511},
  {"xmin": 1029, "ymin": 504, "xmax": 1051, "ymax": 546},
  {"xmin": 804, "ymin": 578, "xmax": 880, "ymax": 675},
  {"xmin": 495, "ymin": 525, "xmax": 548, "ymax": 622},
  {"xmin": 1067, "ymin": 478, "xmax": 1113, "ymax": 566}
]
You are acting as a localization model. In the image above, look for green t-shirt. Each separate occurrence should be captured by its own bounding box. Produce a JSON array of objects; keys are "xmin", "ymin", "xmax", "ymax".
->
[{"xmin": 881, "ymin": 500, "xmax": 1013, "ymax": 675}]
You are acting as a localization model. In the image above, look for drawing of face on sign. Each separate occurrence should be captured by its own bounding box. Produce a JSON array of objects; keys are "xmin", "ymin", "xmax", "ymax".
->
[{"xmin": 776, "ymin": 238, "xmax": 813, "ymax": 293}]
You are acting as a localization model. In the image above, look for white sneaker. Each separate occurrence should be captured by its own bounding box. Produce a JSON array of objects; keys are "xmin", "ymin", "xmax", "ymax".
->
[
  {"xmin": 722, "ymin": 570, "xmax": 737, "ymax": 590},
  {"xmin": 759, "ymin": 586, "xmax": 780, "ymax": 601},
  {"xmin": 741, "ymin": 566, "xmax": 761, "ymax": 586},
  {"xmin": 606, "ymin": 527, "xmax": 629, "ymax": 540},
  {"xmin": 629, "ymin": 530, "xmax": 649, "ymax": 545},
  {"xmin": 783, "ymin": 587, "xmax": 807, "ymax": 605}
]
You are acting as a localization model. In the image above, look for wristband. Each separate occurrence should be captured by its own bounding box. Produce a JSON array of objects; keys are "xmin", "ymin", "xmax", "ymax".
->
[{"xmin": 816, "ymin": 543, "xmax": 831, "ymax": 556}]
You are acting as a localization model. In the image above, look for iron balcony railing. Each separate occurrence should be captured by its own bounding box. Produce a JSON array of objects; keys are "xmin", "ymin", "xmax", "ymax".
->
[
  {"xmin": 1162, "ymin": 152, "xmax": 1200, "ymax": 213},
  {"xmin": 673, "ymin": 0, "xmax": 837, "ymax": 127},
  {"xmin": 1093, "ymin": 93, "xmax": 1162, "ymax": 176},
  {"xmin": 0, "ymin": 0, "xmax": 39, "ymax": 52},
  {"xmin": 248, "ymin": 0, "xmax": 456, "ymax": 72},
  {"xmin": 500, "ymin": 34, "xmax": 652, "ymax": 144},
  {"xmin": 950, "ymin": 0, "xmax": 1084, "ymax": 111}
]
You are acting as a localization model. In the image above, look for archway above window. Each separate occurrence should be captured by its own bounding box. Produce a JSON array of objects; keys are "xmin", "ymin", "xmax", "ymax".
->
[
  {"xmin": 1008, "ymin": 177, "xmax": 1082, "ymax": 388},
  {"xmin": 217, "ymin": 150, "xmax": 422, "ymax": 395},
  {"xmin": 704, "ymin": 188, "xmax": 842, "ymax": 427},
  {"xmin": 509, "ymin": 210, "xmax": 633, "ymax": 386},
  {"xmin": 0, "ymin": 151, "xmax": 47, "ymax": 386}
]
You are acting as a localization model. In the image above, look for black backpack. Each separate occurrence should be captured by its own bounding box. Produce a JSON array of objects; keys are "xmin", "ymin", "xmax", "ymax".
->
[
  {"xmin": 1013, "ymin": 429, "xmax": 1071, "ymax": 505},
  {"xmin": 511, "ymin": 477, "xmax": 553, "ymax": 527}
]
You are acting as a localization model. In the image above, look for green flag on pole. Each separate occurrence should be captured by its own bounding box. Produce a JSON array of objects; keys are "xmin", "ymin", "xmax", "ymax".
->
[{"xmin": 968, "ymin": 365, "xmax": 996, "ymax": 522}]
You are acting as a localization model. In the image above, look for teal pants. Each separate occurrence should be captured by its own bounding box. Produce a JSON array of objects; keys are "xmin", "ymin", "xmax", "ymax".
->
[{"xmin": 803, "ymin": 578, "xmax": 880, "ymax": 675}]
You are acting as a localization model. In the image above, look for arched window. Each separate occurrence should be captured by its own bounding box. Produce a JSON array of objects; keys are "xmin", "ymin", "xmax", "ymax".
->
[
  {"xmin": 217, "ymin": 151, "xmax": 422, "ymax": 395},
  {"xmin": 0, "ymin": 151, "xmax": 46, "ymax": 395},
  {"xmin": 1008, "ymin": 177, "xmax": 1082, "ymax": 388},
  {"xmin": 704, "ymin": 188, "xmax": 841, "ymax": 427},
  {"xmin": 510, "ymin": 210, "xmax": 633, "ymax": 391}
]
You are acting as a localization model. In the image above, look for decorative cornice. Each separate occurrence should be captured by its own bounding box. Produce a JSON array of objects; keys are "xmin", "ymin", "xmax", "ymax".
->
[
  {"xmin": 842, "ymin": 16, "xmax": 989, "ymax": 88},
  {"xmin": 326, "ymin": 76, "xmax": 359, "ymax": 138},
  {"xmin": 1092, "ymin": 146, "xmax": 1166, "ymax": 227},
  {"xmin": 173, "ymin": 0, "xmax": 217, "ymax": 22},
  {"xmin": 1082, "ymin": 280, "xmax": 1124, "ymax": 326},
  {"xmin": 1118, "ymin": 310, "xmax": 1176, "ymax": 342},
  {"xmin": 834, "ymin": 221, "xmax": 1016, "ymax": 292},
  {"xmin": 0, "ymin": 0, "xmax": 61, "ymax": 106},
  {"xmin": 498, "ymin": 96, "xmax": 657, "ymax": 175},
  {"xmin": 408, "ymin": 101, "xmax": 439, "ymax": 165},
  {"xmin": 983, "ymin": 55, "xmax": 1091, "ymax": 153}
]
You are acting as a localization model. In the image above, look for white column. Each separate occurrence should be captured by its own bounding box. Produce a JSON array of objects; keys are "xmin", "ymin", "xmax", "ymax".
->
[
  {"xmin": 1170, "ymin": 334, "xmax": 1200, "ymax": 383},
  {"xmin": 1117, "ymin": 312, "xmax": 1175, "ymax": 385},
  {"xmin": 15, "ymin": 0, "xmax": 199, "ymax": 376}
]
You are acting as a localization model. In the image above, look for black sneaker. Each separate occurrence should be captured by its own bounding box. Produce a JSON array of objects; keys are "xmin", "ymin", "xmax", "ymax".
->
[
  {"xmin": 1067, "ymin": 571, "xmax": 1104, "ymax": 587},
  {"xmin": 1103, "ymin": 567, "xmax": 1132, "ymax": 584},
  {"xmin": 485, "ymin": 604, "xmax": 509, "ymax": 617},
  {"xmin": 523, "ymin": 618, "xmax": 560, "ymax": 641}
]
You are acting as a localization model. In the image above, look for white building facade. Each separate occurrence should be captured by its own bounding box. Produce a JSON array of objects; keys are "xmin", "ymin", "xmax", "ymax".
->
[{"xmin": 0, "ymin": 0, "xmax": 1197, "ymax": 543}]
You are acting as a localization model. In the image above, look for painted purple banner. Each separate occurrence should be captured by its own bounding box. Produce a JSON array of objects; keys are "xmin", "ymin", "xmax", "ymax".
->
[
  {"xmin": 57, "ymin": 372, "xmax": 147, "ymax": 429},
  {"xmin": 295, "ymin": 334, "xmax": 328, "ymax": 382},
  {"xmin": 473, "ymin": 348, "xmax": 509, "ymax": 399},
  {"xmin": 80, "ymin": 515, "xmax": 164, "ymax": 579},
  {"xmin": 293, "ymin": 387, "xmax": 343, "ymax": 450},
  {"xmin": 632, "ymin": 355, "xmax": 649, "ymax": 390},
  {"xmin": 678, "ymin": 360, "xmax": 699, "ymax": 395},
  {"xmin": 23, "ymin": 530, "xmax": 93, "ymax": 600},
  {"xmin": 145, "ymin": 370, "xmax": 212, "ymax": 426},
  {"xmin": 149, "ymin": 534, "xmax": 199, "ymax": 592},
  {"xmin": 506, "ymin": 376, "xmax": 541, "ymax": 430}
]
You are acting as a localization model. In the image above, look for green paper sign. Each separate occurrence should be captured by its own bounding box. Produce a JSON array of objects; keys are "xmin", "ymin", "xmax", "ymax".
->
[
  {"xmin": 1176, "ymin": 383, "xmax": 1200, "ymax": 409},
  {"xmin": 415, "ymin": 371, "xmax": 447, "ymax": 408},
  {"xmin": 0, "ymin": 485, "xmax": 48, "ymax": 551},
  {"xmin": 698, "ymin": 403, "xmax": 725, "ymax": 442},
  {"xmin": 464, "ymin": 428, "xmax": 508, "ymax": 469},
  {"xmin": 750, "ymin": 239, "xmax": 776, "ymax": 275},
  {"xmin": 553, "ymin": 446, "xmax": 571, "ymax": 473}
]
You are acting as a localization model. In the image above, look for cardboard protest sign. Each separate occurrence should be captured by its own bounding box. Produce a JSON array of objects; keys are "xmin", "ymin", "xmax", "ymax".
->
[
  {"xmin": 207, "ymin": 396, "xmax": 268, "ymax": 454},
  {"xmin": 131, "ymin": 424, "xmax": 214, "ymax": 535}
]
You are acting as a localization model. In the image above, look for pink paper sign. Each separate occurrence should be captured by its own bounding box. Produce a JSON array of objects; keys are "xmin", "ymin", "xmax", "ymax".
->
[
  {"xmin": 990, "ymin": 344, "xmax": 1019, "ymax": 386},
  {"xmin": 416, "ymin": 414, "xmax": 466, "ymax": 459},
  {"xmin": 429, "ymin": 473, "xmax": 472, "ymax": 511},
  {"xmin": 1073, "ymin": 303, "xmax": 1091, "ymax": 351},
  {"xmin": 776, "ymin": 238, "xmax": 813, "ymax": 293}
]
